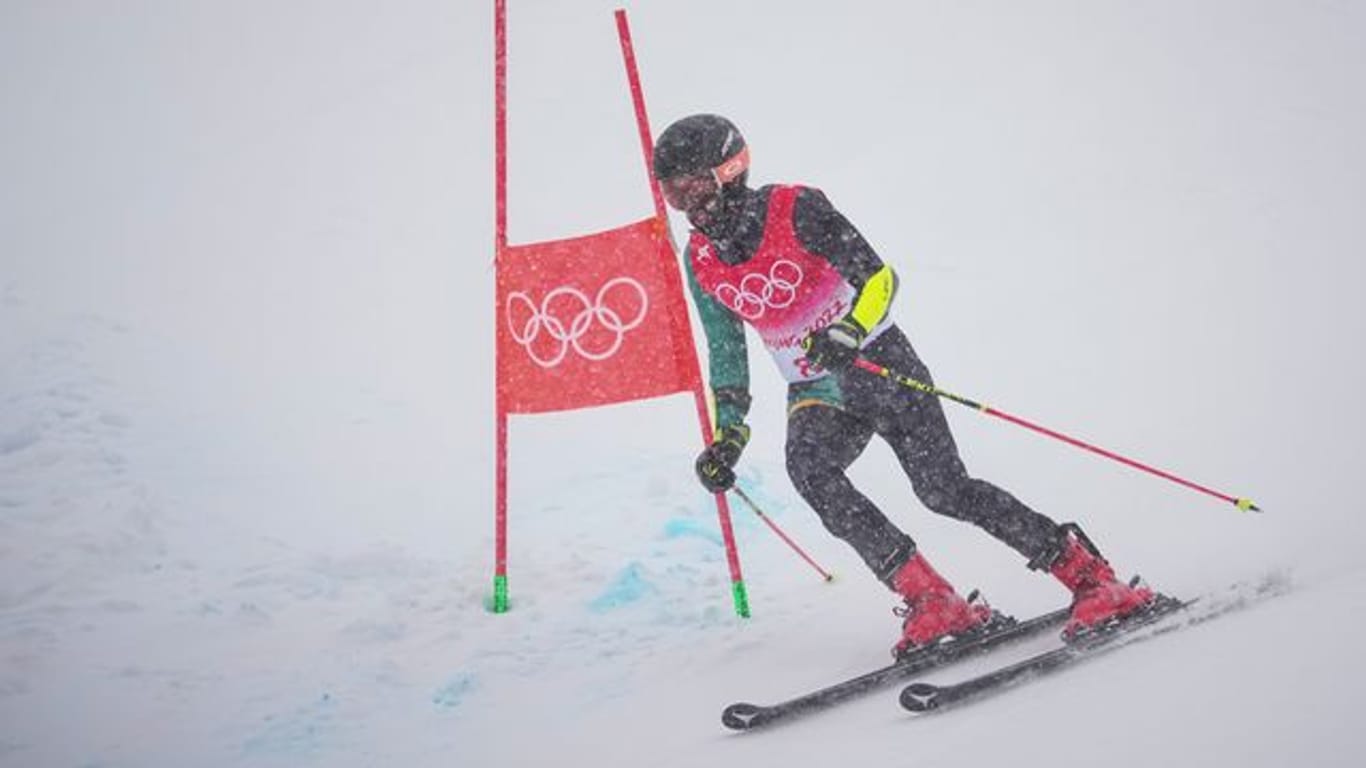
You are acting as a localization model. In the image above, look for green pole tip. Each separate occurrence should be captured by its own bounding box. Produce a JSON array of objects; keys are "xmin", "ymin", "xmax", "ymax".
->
[
  {"xmin": 731, "ymin": 580, "xmax": 751, "ymax": 619},
  {"xmin": 1235, "ymin": 498, "xmax": 1261, "ymax": 513},
  {"xmin": 487, "ymin": 574, "xmax": 510, "ymax": 613}
]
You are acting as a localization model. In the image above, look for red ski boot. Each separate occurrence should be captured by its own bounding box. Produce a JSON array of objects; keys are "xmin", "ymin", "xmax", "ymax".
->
[
  {"xmin": 1048, "ymin": 525, "xmax": 1154, "ymax": 638},
  {"xmin": 890, "ymin": 552, "xmax": 993, "ymax": 659}
]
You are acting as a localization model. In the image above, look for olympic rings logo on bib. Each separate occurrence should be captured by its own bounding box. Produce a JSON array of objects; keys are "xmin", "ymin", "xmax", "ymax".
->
[
  {"xmin": 714, "ymin": 260, "xmax": 804, "ymax": 320},
  {"xmin": 506, "ymin": 277, "xmax": 649, "ymax": 368}
]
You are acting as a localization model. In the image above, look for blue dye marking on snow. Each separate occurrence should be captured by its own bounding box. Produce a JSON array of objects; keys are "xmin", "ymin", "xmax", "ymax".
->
[
  {"xmin": 662, "ymin": 517, "xmax": 723, "ymax": 546},
  {"xmin": 240, "ymin": 692, "xmax": 337, "ymax": 758},
  {"xmin": 432, "ymin": 672, "xmax": 477, "ymax": 710},
  {"xmin": 588, "ymin": 562, "xmax": 658, "ymax": 612}
]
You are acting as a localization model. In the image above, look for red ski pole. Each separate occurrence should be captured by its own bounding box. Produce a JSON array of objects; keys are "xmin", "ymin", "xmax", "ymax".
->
[
  {"xmin": 852, "ymin": 358, "xmax": 1260, "ymax": 513},
  {"xmin": 731, "ymin": 485, "xmax": 835, "ymax": 582}
]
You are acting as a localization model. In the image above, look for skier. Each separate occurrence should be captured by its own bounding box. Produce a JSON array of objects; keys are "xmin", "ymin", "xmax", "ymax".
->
[{"xmin": 654, "ymin": 114, "xmax": 1156, "ymax": 657}]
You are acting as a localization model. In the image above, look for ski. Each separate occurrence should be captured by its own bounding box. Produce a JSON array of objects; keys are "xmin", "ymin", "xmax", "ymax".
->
[
  {"xmin": 899, "ymin": 574, "xmax": 1289, "ymax": 714},
  {"xmin": 899, "ymin": 593, "xmax": 1186, "ymax": 713},
  {"xmin": 721, "ymin": 606, "xmax": 1071, "ymax": 731}
]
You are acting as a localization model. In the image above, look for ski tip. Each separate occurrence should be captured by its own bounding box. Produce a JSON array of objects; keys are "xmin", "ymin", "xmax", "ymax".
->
[
  {"xmin": 721, "ymin": 702, "xmax": 765, "ymax": 731},
  {"xmin": 900, "ymin": 683, "xmax": 941, "ymax": 713}
]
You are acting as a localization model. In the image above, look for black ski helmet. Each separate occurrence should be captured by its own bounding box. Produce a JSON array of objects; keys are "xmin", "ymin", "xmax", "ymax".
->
[{"xmin": 652, "ymin": 114, "xmax": 749, "ymax": 185}]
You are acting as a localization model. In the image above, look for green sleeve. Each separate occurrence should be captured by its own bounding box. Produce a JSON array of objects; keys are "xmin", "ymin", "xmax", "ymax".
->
[{"xmin": 684, "ymin": 251, "xmax": 752, "ymax": 430}]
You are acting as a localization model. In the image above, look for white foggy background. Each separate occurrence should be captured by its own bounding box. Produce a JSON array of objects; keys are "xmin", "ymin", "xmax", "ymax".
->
[
  {"xmin": 7, "ymin": 0, "xmax": 1361, "ymax": 578},
  {"xmin": 3, "ymin": 1, "xmax": 1364, "ymax": 766}
]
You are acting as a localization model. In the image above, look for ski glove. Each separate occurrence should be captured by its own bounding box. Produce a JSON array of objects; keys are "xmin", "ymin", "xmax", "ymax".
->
[
  {"xmin": 802, "ymin": 318, "xmax": 866, "ymax": 373},
  {"xmin": 695, "ymin": 424, "xmax": 751, "ymax": 493}
]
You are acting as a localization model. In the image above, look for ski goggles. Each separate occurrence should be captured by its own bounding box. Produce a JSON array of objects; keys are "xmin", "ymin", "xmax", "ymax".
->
[
  {"xmin": 660, "ymin": 172, "xmax": 719, "ymax": 213},
  {"xmin": 658, "ymin": 146, "xmax": 750, "ymax": 212}
]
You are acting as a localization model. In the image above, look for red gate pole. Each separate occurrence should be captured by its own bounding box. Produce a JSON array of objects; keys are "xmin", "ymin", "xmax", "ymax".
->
[
  {"xmin": 490, "ymin": 0, "xmax": 511, "ymax": 612},
  {"xmin": 615, "ymin": 8, "xmax": 750, "ymax": 617}
]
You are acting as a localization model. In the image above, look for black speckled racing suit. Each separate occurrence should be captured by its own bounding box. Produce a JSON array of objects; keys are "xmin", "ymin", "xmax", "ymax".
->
[{"xmin": 684, "ymin": 183, "xmax": 1063, "ymax": 586}]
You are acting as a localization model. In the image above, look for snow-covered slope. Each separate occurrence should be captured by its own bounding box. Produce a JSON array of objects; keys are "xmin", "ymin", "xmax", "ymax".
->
[{"xmin": 3, "ymin": 2, "xmax": 1365, "ymax": 766}]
